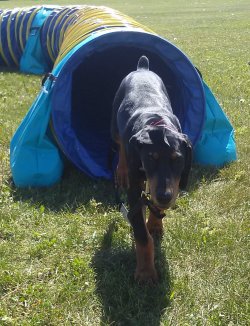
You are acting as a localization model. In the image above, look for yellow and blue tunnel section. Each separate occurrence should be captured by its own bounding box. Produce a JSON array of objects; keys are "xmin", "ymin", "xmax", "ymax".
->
[{"xmin": 0, "ymin": 5, "xmax": 237, "ymax": 187}]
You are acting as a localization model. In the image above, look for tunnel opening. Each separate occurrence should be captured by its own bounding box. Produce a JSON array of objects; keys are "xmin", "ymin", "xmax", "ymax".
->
[
  {"xmin": 71, "ymin": 46, "xmax": 182, "ymax": 176},
  {"xmin": 51, "ymin": 31, "xmax": 205, "ymax": 179}
]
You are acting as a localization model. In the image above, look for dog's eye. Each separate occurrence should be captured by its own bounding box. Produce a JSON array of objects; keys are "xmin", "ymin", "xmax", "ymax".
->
[
  {"xmin": 171, "ymin": 151, "xmax": 182, "ymax": 160},
  {"xmin": 171, "ymin": 152, "xmax": 184, "ymax": 171}
]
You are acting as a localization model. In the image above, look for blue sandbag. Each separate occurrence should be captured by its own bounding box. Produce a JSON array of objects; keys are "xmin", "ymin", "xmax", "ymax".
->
[
  {"xmin": 194, "ymin": 81, "xmax": 237, "ymax": 166},
  {"xmin": 20, "ymin": 7, "xmax": 54, "ymax": 74},
  {"xmin": 10, "ymin": 78, "xmax": 64, "ymax": 187}
]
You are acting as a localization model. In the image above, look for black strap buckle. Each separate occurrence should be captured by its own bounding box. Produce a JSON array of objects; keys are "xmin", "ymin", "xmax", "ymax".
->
[
  {"xmin": 141, "ymin": 192, "xmax": 165, "ymax": 219},
  {"xmin": 41, "ymin": 73, "xmax": 57, "ymax": 87},
  {"xmin": 113, "ymin": 173, "xmax": 165, "ymax": 222}
]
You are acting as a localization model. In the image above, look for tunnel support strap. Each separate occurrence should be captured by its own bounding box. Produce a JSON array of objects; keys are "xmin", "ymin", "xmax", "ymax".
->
[
  {"xmin": 41, "ymin": 73, "xmax": 58, "ymax": 94},
  {"xmin": 41, "ymin": 73, "xmax": 57, "ymax": 87}
]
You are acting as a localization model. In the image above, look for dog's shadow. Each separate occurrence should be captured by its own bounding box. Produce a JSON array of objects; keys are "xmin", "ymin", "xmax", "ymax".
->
[
  {"xmin": 10, "ymin": 164, "xmax": 218, "ymax": 325},
  {"xmin": 92, "ymin": 222, "xmax": 171, "ymax": 326}
]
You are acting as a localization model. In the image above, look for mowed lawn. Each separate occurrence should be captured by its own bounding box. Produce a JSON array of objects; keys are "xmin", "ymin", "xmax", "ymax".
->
[{"xmin": 0, "ymin": 0, "xmax": 249, "ymax": 325}]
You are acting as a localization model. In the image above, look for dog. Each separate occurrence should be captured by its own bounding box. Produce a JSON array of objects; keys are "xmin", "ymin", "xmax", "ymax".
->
[{"xmin": 111, "ymin": 55, "xmax": 192, "ymax": 283}]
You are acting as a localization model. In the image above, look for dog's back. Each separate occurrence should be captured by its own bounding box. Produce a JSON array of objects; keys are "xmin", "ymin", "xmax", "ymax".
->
[
  {"xmin": 118, "ymin": 55, "xmax": 171, "ymax": 113},
  {"xmin": 112, "ymin": 56, "xmax": 173, "ymax": 141}
]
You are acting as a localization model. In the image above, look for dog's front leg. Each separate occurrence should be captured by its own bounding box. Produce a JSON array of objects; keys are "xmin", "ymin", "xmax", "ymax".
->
[
  {"xmin": 127, "ymin": 180, "xmax": 158, "ymax": 283},
  {"xmin": 147, "ymin": 210, "xmax": 164, "ymax": 237},
  {"xmin": 116, "ymin": 140, "xmax": 129, "ymax": 189}
]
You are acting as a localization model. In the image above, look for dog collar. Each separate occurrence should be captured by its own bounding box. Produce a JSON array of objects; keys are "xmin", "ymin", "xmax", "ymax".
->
[
  {"xmin": 150, "ymin": 119, "xmax": 178, "ymax": 133},
  {"xmin": 150, "ymin": 119, "xmax": 165, "ymax": 126}
]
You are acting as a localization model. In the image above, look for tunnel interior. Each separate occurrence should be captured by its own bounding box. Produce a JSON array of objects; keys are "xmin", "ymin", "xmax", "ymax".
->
[{"xmin": 70, "ymin": 45, "xmax": 183, "ymax": 176}]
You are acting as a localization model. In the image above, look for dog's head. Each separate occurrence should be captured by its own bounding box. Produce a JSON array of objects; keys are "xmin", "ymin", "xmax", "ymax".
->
[{"xmin": 129, "ymin": 126, "xmax": 192, "ymax": 209}]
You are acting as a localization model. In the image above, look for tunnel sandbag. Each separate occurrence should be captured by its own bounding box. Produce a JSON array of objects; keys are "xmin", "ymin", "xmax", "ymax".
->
[
  {"xmin": 51, "ymin": 29, "xmax": 205, "ymax": 179},
  {"xmin": 10, "ymin": 77, "xmax": 64, "ymax": 187}
]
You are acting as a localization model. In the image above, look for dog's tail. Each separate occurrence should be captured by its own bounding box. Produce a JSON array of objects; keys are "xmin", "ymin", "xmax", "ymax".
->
[{"xmin": 137, "ymin": 55, "xmax": 149, "ymax": 70}]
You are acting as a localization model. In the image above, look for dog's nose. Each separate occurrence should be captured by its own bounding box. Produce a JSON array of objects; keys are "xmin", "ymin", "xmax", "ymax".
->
[{"xmin": 156, "ymin": 190, "xmax": 173, "ymax": 205}]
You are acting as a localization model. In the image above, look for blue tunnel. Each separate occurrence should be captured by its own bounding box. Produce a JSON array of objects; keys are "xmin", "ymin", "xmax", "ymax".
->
[
  {"xmin": 51, "ymin": 30, "xmax": 205, "ymax": 179},
  {"xmin": 0, "ymin": 5, "xmax": 236, "ymax": 186}
]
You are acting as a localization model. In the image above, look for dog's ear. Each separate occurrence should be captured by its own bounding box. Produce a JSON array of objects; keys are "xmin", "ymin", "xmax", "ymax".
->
[
  {"xmin": 179, "ymin": 135, "xmax": 193, "ymax": 190},
  {"xmin": 163, "ymin": 129, "xmax": 171, "ymax": 147},
  {"xmin": 129, "ymin": 128, "xmax": 152, "ymax": 149}
]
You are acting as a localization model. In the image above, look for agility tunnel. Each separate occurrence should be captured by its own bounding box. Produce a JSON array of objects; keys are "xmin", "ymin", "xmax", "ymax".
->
[{"xmin": 0, "ymin": 5, "xmax": 237, "ymax": 187}]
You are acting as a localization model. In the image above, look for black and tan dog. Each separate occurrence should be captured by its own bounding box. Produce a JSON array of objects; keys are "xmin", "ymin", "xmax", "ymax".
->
[{"xmin": 111, "ymin": 55, "xmax": 192, "ymax": 283}]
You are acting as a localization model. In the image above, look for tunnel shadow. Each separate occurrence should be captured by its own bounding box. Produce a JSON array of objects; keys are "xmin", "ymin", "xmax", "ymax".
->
[
  {"xmin": 0, "ymin": 66, "xmax": 18, "ymax": 73},
  {"xmin": 10, "ymin": 164, "xmax": 117, "ymax": 213},
  {"xmin": 187, "ymin": 164, "xmax": 220, "ymax": 192},
  {"xmin": 10, "ymin": 163, "xmax": 220, "ymax": 213},
  {"xmin": 92, "ymin": 222, "xmax": 171, "ymax": 326}
]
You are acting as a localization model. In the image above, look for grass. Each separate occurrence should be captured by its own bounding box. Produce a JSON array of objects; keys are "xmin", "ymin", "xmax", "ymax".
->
[{"xmin": 0, "ymin": 0, "xmax": 249, "ymax": 325}]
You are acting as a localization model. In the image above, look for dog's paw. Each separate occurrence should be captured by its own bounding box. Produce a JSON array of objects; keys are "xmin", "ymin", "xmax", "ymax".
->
[{"xmin": 134, "ymin": 267, "xmax": 159, "ymax": 284}]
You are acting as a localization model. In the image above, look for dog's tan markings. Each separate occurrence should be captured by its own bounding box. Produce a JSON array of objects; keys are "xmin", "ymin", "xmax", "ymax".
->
[
  {"xmin": 147, "ymin": 175, "xmax": 157, "ymax": 205},
  {"xmin": 134, "ymin": 235, "xmax": 158, "ymax": 283},
  {"xmin": 147, "ymin": 210, "xmax": 163, "ymax": 237},
  {"xmin": 171, "ymin": 151, "xmax": 181, "ymax": 160}
]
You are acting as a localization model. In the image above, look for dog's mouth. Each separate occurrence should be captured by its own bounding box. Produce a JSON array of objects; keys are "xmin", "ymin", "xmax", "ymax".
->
[
  {"xmin": 145, "ymin": 177, "xmax": 179, "ymax": 210},
  {"xmin": 153, "ymin": 200, "xmax": 174, "ymax": 210}
]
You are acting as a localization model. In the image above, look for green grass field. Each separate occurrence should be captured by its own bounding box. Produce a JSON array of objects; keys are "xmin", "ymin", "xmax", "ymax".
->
[{"xmin": 0, "ymin": 0, "xmax": 249, "ymax": 325}]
